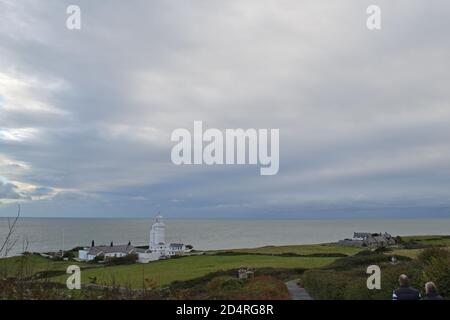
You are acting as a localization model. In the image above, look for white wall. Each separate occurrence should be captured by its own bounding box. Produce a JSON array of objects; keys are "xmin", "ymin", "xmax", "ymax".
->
[
  {"xmin": 137, "ymin": 251, "xmax": 161, "ymax": 263},
  {"xmin": 78, "ymin": 249, "xmax": 89, "ymax": 260}
]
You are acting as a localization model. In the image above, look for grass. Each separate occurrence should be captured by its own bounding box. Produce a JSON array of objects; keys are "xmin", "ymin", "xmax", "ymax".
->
[
  {"xmin": 402, "ymin": 235, "xmax": 450, "ymax": 247},
  {"xmin": 211, "ymin": 243, "xmax": 364, "ymax": 256},
  {"xmin": 0, "ymin": 255, "xmax": 91, "ymax": 278},
  {"xmin": 389, "ymin": 248, "xmax": 423, "ymax": 259},
  {"xmin": 51, "ymin": 254, "xmax": 336, "ymax": 288},
  {"xmin": 2, "ymin": 236, "xmax": 449, "ymax": 299}
]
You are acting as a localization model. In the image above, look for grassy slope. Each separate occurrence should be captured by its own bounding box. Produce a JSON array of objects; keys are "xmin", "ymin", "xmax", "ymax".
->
[
  {"xmin": 402, "ymin": 235, "xmax": 450, "ymax": 246},
  {"xmin": 390, "ymin": 235, "xmax": 450, "ymax": 258},
  {"xmin": 389, "ymin": 249, "xmax": 422, "ymax": 259},
  {"xmin": 210, "ymin": 244, "xmax": 363, "ymax": 256},
  {"xmin": 0, "ymin": 255, "xmax": 91, "ymax": 277},
  {"xmin": 51, "ymin": 255, "xmax": 336, "ymax": 288}
]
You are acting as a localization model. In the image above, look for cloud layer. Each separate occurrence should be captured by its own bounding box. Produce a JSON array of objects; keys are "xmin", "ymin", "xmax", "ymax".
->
[{"xmin": 0, "ymin": 0, "xmax": 449, "ymax": 217}]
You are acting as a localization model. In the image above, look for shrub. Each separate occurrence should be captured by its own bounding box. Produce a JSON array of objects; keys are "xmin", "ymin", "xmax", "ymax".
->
[
  {"xmin": 304, "ymin": 255, "xmax": 421, "ymax": 300},
  {"xmin": 234, "ymin": 276, "xmax": 290, "ymax": 300},
  {"xmin": 303, "ymin": 270, "xmax": 350, "ymax": 300},
  {"xmin": 417, "ymin": 247, "xmax": 450, "ymax": 264},
  {"xmin": 354, "ymin": 250, "xmax": 377, "ymax": 256},
  {"xmin": 374, "ymin": 247, "xmax": 391, "ymax": 254},
  {"xmin": 105, "ymin": 253, "xmax": 138, "ymax": 266},
  {"xmin": 90, "ymin": 255, "xmax": 105, "ymax": 263},
  {"xmin": 207, "ymin": 276, "xmax": 243, "ymax": 292},
  {"xmin": 395, "ymin": 236, "xmax": 403, "ymax": 244},
  {"xmin": 418, "ymin": 248, "xmax": 450, "ymax": 298},
  {"xmin": 63, "ymin": 251, "xmax": 75, "ymax": 259},
  {"xmin": 403, "ymin": 241, "xmax": 428, "ymax": 249}
]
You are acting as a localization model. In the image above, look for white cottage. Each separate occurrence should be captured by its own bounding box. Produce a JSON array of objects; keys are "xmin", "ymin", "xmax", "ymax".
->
[{"xmin": 78, "ymin": 243, "xmax": 136, "ymax": 261}]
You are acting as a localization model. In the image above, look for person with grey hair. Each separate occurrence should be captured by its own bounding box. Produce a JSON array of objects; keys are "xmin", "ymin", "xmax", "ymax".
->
[
  {"xmin": 392, "ymin": 274, "xmax": 421, "ymax": 300},
  {"xmin": 421, "ymin": 282, "xmax": 444, "ymax": 300}
]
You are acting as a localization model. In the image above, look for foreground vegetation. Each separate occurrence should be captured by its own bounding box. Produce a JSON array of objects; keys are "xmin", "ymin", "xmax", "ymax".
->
[
  {"xmin": 303, "ymin": 236, "xmax": 450, "ymax": 300},
  {"xmin": 1, "ymin": 235, "xmax": 449, "ymax": 299}
]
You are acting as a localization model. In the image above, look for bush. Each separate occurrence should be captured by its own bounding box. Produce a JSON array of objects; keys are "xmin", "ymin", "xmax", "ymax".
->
[
  {"xmin": 63, "ymin": 251, "xmax": 76, "ymax": 259},
  {"xmin": 105, "ymin": 254, "xmax": 138, "ymax": 266},
  {"xmin": 90, "ymin": 255, "xmax": 105, "ymax": 263},
  {"xmin": 354, "ymin": 250, "xmax": 377, "ymax": 256},
  {"xmin": 303, "ymin": 270, "xmax": 350, "ymax": 300},
  {"xmin": 207, "ymin": 276, "xmax": 243, "ymax": 292},
  {"xmin": 418, "ymin": 247, "xmax": 450, "ymax": 264},
  {"xmin": 403, "ymin": 241, "xmax": 428, "ymax": 249},
  {"xmin": 418, "ymin": 248, "xmax": 450, "ymax": 298},
  {"xmin": 374, "ymin": 247, "xmax": 391, "ymax": 254},
  {"xmin": 234, "ymin": 276, "xmax": 290, "ymax": 300},
  {"xmin": 303, "ymin": 254, "xmax": 421, "ymax": 300}
]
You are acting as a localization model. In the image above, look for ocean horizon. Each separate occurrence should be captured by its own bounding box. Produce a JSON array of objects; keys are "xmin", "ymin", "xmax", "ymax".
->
[{"xmin": 1, "ymin": 217, "xmax": 450, "ymax": 257}]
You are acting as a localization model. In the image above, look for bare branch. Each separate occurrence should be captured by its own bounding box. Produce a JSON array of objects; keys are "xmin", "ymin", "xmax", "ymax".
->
[{"xmin": 0, "ymin": 204, "xmax": 21, "ymax": 257}]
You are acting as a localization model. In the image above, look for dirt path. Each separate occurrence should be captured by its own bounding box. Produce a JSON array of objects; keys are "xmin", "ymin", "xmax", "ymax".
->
[{"xmin": 285, "ymin": 280, "xmax": 313, "ymax": 300}]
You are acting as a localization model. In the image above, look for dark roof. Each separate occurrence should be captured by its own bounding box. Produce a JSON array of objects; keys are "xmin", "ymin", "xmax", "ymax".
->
[
  {"xmin": 88, "ymin": 245, "xmax": 135, "ymax": 256},
  {"xmin": 354, "ymin": 232, "xmax": 371, "ymax": 238},
  {"xmin": 170, "ymin": 243, "xmax": 184, "ymax": 249}
]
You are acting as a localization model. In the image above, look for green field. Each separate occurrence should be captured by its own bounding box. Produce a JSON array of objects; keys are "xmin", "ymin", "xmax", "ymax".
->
[
  {"xmin": 51, "ymin": 255, "xmax": 336, "ymax": 288},
  {"xmin": 211, "ymin": 243, "xmax": 363, "ymax": 256},
  {"xmin": 402, "ymin": 235, "xmax": 450, "ymax": 247},
  {"xmin": 389, "ymin": 248, "xmax": 423, "ymax": 259},
  {"xmin": 0, "ymin": 255, "xmax": 91, "ymax": 278},
  {"xmin": 0, "ymin": 243, "xmax": 369, "ymax": 290}
]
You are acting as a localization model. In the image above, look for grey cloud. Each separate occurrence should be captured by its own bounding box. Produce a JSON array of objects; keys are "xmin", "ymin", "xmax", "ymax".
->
[
  {"xmin": 0, "ymin": 180, "xmax": 24, "ymax": 200},
  {"xmin": 0, "ymin": 0, "xmax": 449, "ymax": 217}
]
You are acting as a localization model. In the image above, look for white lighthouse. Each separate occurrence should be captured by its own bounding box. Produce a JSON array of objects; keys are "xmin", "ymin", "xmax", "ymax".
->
[{"xmin": 149, "ymin": 215, "xmax": 166, "ymax": 248}]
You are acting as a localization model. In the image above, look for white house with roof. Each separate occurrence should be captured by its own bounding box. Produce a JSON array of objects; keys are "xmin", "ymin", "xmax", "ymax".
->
[
  {"xmin": 78, "ymin": 243, "xmax": 136, "ymax": 261},
  {"xmin": 78, "ymin": 215, "xmax": 187, "ymax": 263}
]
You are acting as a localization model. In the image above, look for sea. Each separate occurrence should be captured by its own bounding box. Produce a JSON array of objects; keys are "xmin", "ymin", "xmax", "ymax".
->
[{"xmin": 1, "ymin": 218, "xmax": 450, "ymax": 257}]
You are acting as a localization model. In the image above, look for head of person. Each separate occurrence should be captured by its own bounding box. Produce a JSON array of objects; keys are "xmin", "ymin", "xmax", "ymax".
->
[
  {"xmin": 399, "ymin": 274, "xmax": 410, "ymax": 287},
  {"xmin": 425, "ymin": 282, "xmax": 438, "ymax": 295}
]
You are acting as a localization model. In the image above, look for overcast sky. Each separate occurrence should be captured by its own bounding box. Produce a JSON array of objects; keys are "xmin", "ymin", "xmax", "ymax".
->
[{"xmin": 0, "ymin": 0, "xmax": 449, "ymax": 218}]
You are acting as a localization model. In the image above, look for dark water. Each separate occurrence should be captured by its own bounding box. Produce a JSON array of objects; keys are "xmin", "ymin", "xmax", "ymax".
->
[{"xmin": 1, "ymin": 218, "xmax": 450, "ymax": 257}]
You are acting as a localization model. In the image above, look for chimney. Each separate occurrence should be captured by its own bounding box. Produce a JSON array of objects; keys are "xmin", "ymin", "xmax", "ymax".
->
[
  {"xmin": 91, "ymin": 240, "xmax": 95, "ymax": 247},
  {"xmin": 110, "ymin": 241, "xmax": 113, "ymax": 247},
  {"xmin": 128, "ymin": 241, "xmax": 131, "ymax": 246}
]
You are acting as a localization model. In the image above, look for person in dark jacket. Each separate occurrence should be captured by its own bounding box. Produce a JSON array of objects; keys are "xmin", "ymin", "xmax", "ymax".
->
[
  {"xmin": 392, "ymin": 274, "xmax": 421, "ymax": 300},
  {"xmin": 422, "ymin": 282, "xmax": 444, "ymax": 300}
]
